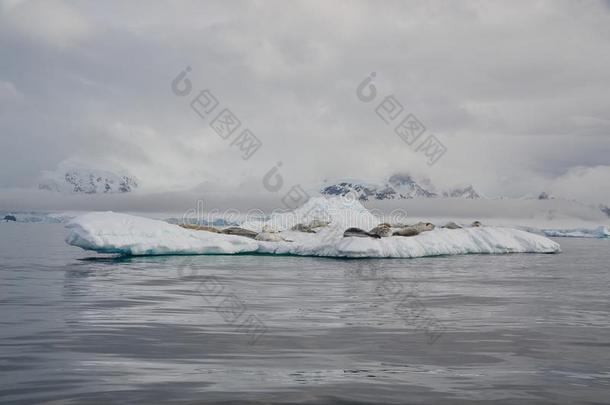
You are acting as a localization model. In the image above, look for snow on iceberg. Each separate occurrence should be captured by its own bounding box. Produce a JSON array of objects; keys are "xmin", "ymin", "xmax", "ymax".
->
[
  {"xmin": 66, "ymin": 212, "xmax": 258, "ymax": 255},
  {"xmin": 240, "ymin": 196, "xmax": 382, "ymax": 232},
  {"xmin": 66, "ymin": 197, "xmax": 561, "ymax": 258}
]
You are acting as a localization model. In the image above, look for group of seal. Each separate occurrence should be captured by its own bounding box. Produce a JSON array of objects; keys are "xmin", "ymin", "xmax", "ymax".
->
[
  {"xmin": 179, "ymin": 223, "xmax": 294, "ymax": 242},
  {"xmin": 342, "ymin": 220, "xmax": 484, "ymax": 239},
  {"xmin": 342, "ymin": 222, "xmax": 435, "ymax": 239},
  {"xmin": 179, "ymin": 224, "xmax": 258, "ymax": 238},
  {"xmin": 179, "ymin": 219, "xmax": 485, "ymax": 242}
]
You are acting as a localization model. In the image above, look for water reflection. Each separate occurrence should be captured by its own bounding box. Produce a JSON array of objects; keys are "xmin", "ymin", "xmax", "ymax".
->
[{"xmin": 1, "ymin": 224, "xmax": 609, "ymax": 404}]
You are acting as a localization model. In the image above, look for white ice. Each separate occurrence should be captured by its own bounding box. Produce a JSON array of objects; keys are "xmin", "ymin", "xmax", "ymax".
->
[
  {"xmin": 66, "ymin": 197, "xmax": 561, "ymax": 258},
  {"xmin": 541, "ymin": 226, "xmax": 610, "ymax": 239}
]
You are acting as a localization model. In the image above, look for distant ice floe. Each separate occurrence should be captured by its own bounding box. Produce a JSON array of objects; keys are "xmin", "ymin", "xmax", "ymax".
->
[
  {"xmin": 1, "ymin": 212, "xmax": 75, "ymax": 223},
  {"xmin": 516, "ymin": 225, "xmax": 610, "ymax": 239},
  {"xmin": 66, "ymin": 197, "xmax": 561, "ymax": 258},
  {"xmin": 541, "ymin": 226, "xmax": 610, "ymax": 239}
]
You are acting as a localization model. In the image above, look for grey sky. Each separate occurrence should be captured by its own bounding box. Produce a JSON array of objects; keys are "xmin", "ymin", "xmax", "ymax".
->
[{"xmin": 1, "ymin": 0, "xmax": 609, "ymax": 206}]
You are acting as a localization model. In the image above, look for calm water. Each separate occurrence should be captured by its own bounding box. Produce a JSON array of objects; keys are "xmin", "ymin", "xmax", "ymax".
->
[{"xmin": 1, "ymin": 223, "xmax": 609, "ymax": 404}]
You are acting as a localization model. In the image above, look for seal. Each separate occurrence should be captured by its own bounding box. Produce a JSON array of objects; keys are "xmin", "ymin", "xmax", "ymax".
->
[
  {"xmin": 179, "ymin": 224, "xmax": 222, "ymax": 233},
  {"xmin": 412, "ymin": 222, "xmax": 435, "ymax": 232},
  {"xmin": 442, "ymin": 222, "xmax": 462, "ymax": 230},
  {"xmin": 309, "ymin": 219, "xmax": 330, "ymax": 228},
  {"xmin": 393, "ymin": 222, "xmax": 435, "ymax": 237},
  {"xmin": 221, "ymin": 227, "xmax": 258, "ymax": 239},
  {"xmin": 255, "ymin": 225, "xmax": 291, "ymax": 242},
  {"xmin": 291, "ymin": 223, "xmax": 316, "ymax": 233},
  {"xmin": 343, "ymin": 227, "xmax": 381, "ymax": 239},
  {"xmin": 291, "ymin": 219, "xmax": 331, "ymax": 233},
  {"xmin": 392, "ymin": 227, "xmax": 420, "ymax": 237},
  {"xmin": 369, "ymin": 223, "xmax": 393, "ymax": 237},
  {"xmin": 471, "ymin": 221, "xmax": 482, "ymax": 227}
]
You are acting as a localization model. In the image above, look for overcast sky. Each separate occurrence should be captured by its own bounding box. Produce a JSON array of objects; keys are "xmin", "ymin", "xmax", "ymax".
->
[{"xmin": 1, "ymin": 0, "xmax": 609, "ymax": 207}]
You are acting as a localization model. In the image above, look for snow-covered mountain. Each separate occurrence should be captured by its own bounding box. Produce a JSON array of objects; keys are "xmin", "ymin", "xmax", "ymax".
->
[
  {"xmin": 387, "ymin": 174, "xmax": 438, "ymax": 198},
  {"xmin": 442, "ymin": 185, "xmax": 482, "ymax": 199},
  {"xmin": 320, "ymin": 174, "xmax": 482, "ymax": 201},
  {"xmin": 38, "ymin": 167, "xmax": 138, "ymax": 194},
  {"xmin": 320, "ymin": 181, "xmax": 405, "ymax": 200}
]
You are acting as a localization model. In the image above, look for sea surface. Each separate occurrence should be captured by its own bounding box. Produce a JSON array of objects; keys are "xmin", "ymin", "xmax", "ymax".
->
[{"xmin": 1, "ymin": 223, "xmax": 609, "ymax": 404}]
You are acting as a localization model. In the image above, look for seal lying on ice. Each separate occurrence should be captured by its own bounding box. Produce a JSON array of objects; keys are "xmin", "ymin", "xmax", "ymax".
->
[
  {"xmin": 392, "ymin": 227, "xmax": 421, "ymax": 237},
  {"xmin": 309, "ymin": 219, "xmax": 330, "ymax": 228},
  {"xmin": 343, "ymin": 227, "xmax": 381, "ymax": 239},
  {"xmin": 471, "ymin": 221, "xmax": 482, "ymax": 227},
  {"xmin": 179, "ymin": 224, "xmax": 222, "ymax": 233},
  {"xmin": 393, "ymin": 222, "xmax": 435, "ymax": 237},
  {"xmin": 221, "ymin": 227, "xmax": 258, "ymax": 239},
  {"xmin": 369, "ymin": 223, "xmax": 393, "ymax": 237},
  {"xmin": 291, "ymin": 223, "xmax": 316, "ymax": 233},
  {"xmin": 291, "ymin": 219, "xmax": 331, "ymax": 233},
  {"xmin": 442, "ymin": 222, "xmax": 462, "ymax": 229},
  {"xmin": 255, "ymin": 226, "xmax": 290, "ymax": 242}
]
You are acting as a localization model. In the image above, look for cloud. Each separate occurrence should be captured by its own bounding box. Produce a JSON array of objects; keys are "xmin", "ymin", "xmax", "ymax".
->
[
  {"xmin": 0, "ymin": 80, "xmax": 23, "ymax": 103},
  {"xmin": 0, "ymin": 0, "xmax": 609, "ymax": 207},
  {"xmin": 549, "ymin": 165, "xmax": 610, "ymax": 204},
  {"xmin": 0, "ymin": 0, "xmax": 92, "ymax": 48}
]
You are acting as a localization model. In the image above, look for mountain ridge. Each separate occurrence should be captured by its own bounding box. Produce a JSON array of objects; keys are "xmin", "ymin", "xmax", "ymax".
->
[
  {"xmin": 320, "ymin": 173, "xmax": 483, "ymax": 201},
  {"xmin": 38, "ymin": 167, "xmax": 138, "ymax": 194}
]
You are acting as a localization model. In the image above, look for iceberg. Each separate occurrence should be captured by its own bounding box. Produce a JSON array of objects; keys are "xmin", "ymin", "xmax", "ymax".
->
[
  {"xmin": 66, "ymin": 212, "xmax": 259, "ymax": 255},
  {"xmin": 66, "ymin": 197, "xmax": 561, "ymax": 258}
]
